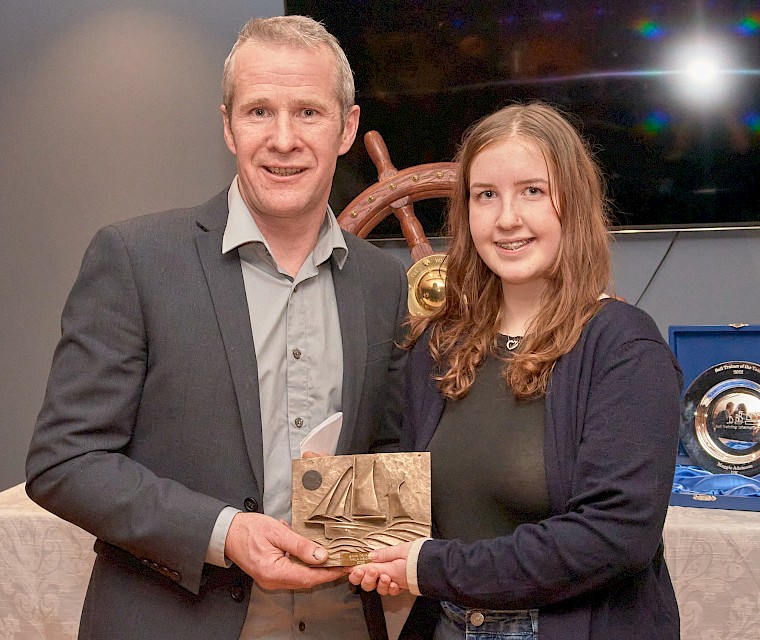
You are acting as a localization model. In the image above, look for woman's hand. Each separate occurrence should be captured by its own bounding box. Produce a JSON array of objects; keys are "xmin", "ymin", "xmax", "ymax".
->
[{"xmin": 347, "ymin": 542, "xmax": 413, "ymax": 596}]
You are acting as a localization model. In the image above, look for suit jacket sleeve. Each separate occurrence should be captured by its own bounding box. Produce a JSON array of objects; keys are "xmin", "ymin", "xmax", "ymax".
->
[{"xmin": 26, "ymin": 224, "xmax": 227, "ymax": 594}]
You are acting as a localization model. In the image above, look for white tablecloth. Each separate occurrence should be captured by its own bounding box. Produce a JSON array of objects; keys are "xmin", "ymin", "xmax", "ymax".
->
[
  {"xmin": 2, "ymin": 484, "xmax": 760, "ymax": 639},
  {"xmin": 0, "ymin": 483, "xmax": 95, "ymax": 639},
  {"xmin": 663, "ymin": 505, "xmax": 760, "ymax": 639}
]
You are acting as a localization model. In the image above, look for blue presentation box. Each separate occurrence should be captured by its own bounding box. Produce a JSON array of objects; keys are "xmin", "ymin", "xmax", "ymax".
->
[
  {"xmin": 669, "ymin": 324, "xmax": 760, "ymax": 395},
  {"xmin": 668, "ymin": 324, "xmax": 760, "ymax": 510}
]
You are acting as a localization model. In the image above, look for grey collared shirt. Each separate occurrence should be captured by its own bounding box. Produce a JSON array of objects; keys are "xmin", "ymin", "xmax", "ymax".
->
[
  {"xmin": 222, "ymin": 177, "xmax": 346, "ymax": 523},
  {"xmin": 213, "ymin": 178, "xmax": 368, "ymax": 639}
]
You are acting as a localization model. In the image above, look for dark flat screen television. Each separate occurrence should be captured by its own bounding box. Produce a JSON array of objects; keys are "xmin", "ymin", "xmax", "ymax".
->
[{"xmin": 287, "ymin": 1, "xmax": 760, "ymax": 237}]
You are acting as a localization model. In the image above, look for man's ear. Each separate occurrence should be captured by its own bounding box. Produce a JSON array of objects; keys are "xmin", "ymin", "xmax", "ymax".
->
[
  {"xmin": 221, "ymin": 104, "xmax": 236, "ymax": 155},
  {"xmin": 338, "ymin": 105, "xmax": 360, "ymax": 156}
]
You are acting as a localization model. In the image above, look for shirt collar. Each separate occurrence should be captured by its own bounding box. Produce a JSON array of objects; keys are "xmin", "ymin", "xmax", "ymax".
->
[{"xmin": 222, "ymin": 176, "xmax": 348, "ymax": 270}]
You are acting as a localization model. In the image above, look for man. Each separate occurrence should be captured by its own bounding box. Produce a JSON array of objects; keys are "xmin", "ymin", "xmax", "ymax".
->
[
  {"xmin": 25, "ymin": 15, "xmax": 407, "ymax": 640},
  {"xmin": 715, "ymin": 401, "xmax": 734, "ymax": 427}
]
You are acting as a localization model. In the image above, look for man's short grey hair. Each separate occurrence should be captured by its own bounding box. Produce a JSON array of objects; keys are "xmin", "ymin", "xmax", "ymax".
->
[{"xmin": 222, "ymin": 15, "xmax": 355, "ymax": 128}]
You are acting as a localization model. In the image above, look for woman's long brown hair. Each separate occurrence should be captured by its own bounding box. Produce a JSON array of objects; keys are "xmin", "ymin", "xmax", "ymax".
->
[{"xmin": 408, "ymin": 102, "xmax": 612, "ymax": 400}]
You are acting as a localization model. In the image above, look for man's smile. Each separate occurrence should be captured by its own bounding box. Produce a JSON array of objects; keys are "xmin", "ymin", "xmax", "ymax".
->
[{"xmin": 265, "ymin": 166, "xmax": 304, "ymax": 176}]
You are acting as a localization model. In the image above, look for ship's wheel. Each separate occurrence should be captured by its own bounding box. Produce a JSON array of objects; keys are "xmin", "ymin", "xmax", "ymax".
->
[{"xmin": 337, "ymin": 131, "xmax": 457, "ymax": 317}]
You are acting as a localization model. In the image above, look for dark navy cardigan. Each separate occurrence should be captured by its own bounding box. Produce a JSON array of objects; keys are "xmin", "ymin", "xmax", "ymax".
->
[{"xmin": 400, "ymin": 300, "xmax": 682, "ymax": 640}]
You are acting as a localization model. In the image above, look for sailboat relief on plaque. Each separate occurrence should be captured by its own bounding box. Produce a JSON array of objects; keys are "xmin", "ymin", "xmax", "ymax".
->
[{"xmin": 291, "ymin": 452, "xmax": 431, "ymax": 566}]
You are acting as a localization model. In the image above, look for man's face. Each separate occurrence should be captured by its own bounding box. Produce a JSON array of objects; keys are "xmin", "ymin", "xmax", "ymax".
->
[{"xmin": 221, "ymin": 42, "xmax": 359, "ymax": 227}]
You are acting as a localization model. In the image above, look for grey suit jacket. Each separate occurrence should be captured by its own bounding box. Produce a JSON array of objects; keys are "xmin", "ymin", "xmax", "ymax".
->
[{"xmin": 25, "ymin": 190, "xmax": 408, "ymax": 639}]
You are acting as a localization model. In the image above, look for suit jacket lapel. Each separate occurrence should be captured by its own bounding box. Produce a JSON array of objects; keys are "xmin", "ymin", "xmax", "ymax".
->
[
  {"xmin": 419, "ymin": 391, "xmax": 445, "ymax": 451},
  {"xmin": 411, "ymin": 333, "xmax": 446, "ymax": 451},
  {"xmin": 332, "ymin": 252, "xmax": 366, "ymax": 454},
  {"xmin": 195, "ymin": 221, "xmax": 265, "ymax": 494}
]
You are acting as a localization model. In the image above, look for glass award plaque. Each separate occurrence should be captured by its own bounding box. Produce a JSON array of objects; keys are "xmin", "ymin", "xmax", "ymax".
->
[{"xmin": 292, "ymin": 452, "xmax": 431, "ymax": 566}]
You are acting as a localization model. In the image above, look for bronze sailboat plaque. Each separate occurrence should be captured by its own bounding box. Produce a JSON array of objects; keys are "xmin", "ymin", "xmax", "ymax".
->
[{"xmin": 292, "ymin": 452, "xmax": 431, "ymax": 566}]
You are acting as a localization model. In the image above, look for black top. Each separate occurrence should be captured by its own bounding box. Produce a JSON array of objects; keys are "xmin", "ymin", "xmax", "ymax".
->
[{"xmin": 429, "ymin": 336, "xmax": 550, "ymax": 542}]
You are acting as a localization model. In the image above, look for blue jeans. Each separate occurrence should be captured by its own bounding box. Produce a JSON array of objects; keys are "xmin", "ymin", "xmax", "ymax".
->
[{"xmin": 432, "ymin": 601, "xmax": 539, "ymax": 640}]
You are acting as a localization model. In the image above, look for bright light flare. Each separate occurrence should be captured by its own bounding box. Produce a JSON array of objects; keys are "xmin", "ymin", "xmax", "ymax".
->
[
  {"xmin": 685, "ymin": 57, "xmax": 719, "ymax": 84},
  {"xmin": 667, "ymin": 39, "xmax": 735, "ymax": 106}
]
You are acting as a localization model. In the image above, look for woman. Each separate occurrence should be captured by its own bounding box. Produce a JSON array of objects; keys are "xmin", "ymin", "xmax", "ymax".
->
[{"xmin": 348, "ymin": 103, "xmax": 682, "ymax": 639}]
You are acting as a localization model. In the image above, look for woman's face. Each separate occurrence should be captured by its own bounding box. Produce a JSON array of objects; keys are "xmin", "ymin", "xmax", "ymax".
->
[{"xmin": 468, "ymin": 135, "xmax": 562, "ymax": 296}]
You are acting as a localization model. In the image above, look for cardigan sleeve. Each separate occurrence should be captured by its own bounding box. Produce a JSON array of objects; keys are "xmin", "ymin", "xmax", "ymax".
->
[{"xmin": 414, "ymin": 303, "xmax": 682, "ymax": 610}]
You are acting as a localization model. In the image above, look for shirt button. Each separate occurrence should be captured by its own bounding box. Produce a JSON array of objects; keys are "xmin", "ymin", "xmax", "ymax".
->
[
  {"xmin": 243, "ymin": 497, "xmax": 259, "ymax": 512},
  {"xmin": 298, "ymin": 621, "xmax": 306, "ymax": 632},
  {"xmin": 470, "ymin": 611, "xmax": 485, "ymax": 627},
  {"xmin": 292, "ymin": 348, "xmax": 302, "ymax": 359},
  {"xmin": 294, "ymin": 417, "xmax": 304, "ymax": 428}
]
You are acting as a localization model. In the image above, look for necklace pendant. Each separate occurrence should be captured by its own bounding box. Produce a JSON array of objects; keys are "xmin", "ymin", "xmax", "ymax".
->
[{"xmin": 505, "ymin": 336, "xmax": 521, "ymax": 351}]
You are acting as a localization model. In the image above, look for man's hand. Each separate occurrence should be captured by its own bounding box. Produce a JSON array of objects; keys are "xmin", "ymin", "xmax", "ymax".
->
[
  {"xmin": 347, "ymin": 542, "xmax": 412, "ymax": 596},
  {"xmin": 224, "ymin": 512, "xmax": 344, "ymax": 590}
]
